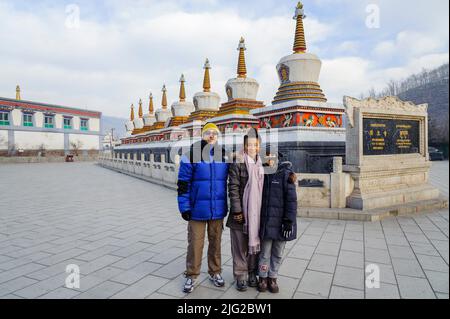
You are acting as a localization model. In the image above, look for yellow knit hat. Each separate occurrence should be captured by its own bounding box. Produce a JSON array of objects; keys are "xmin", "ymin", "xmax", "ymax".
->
[{"xmin": 202, "ymin": 122, "xmax": 220, "ymax": 135}]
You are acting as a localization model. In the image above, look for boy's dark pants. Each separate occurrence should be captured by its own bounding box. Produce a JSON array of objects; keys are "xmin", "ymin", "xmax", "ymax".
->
[
  {"xmin": 186, "ymin": 219, "xmax": 223, "ymax": 279},
  {"xmin": 230, "ymin": 228, "xmax": 258, "ymax": 281}
]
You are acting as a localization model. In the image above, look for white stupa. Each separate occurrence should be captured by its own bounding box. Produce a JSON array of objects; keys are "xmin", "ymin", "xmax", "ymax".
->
[
  {"xmin": 192, "ymin": 59, "xmax": 220, "ymax": 113},
  {"xmin": 143, "ymin": 93, "xmax": 156, "ymax": 127},
  {"xmin": 171, "ymin": 74, "xmax": 195, "ymax": 117},
  {"xmin": 132, "ymin": 98, "xmax": 145, "ymax": 130},
  {"xmin": 224, "ymin": 37, "xmax": 259, "ymax": 101},
  {"xmin": 210, "ymin": 37, "xmax": 264, "ymax": 134},
  {"xmin": 271, "ymin": 2, "xmax": 327, "ymax": 104},
  {"xmin": 125, "ymin": 104, "xmax": 135, "ymax": 136},
  {"xmin": 155, "ymin": 84, "xmax": 172, "ymax": 123}
]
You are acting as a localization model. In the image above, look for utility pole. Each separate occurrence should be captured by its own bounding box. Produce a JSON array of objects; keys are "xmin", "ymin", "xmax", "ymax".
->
[{"xmin": 110, "ymin": 128, "xmax": 115, "ymax": 157}]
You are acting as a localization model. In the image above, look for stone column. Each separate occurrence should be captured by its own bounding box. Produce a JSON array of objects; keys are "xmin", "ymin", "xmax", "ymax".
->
[
  {"xmin": 149, "ymin": 153, "xmax": 155, "ymax": 178},
  {"xmin": 330, "ymin": 156, "xmax": 346, "ymax": 208}
]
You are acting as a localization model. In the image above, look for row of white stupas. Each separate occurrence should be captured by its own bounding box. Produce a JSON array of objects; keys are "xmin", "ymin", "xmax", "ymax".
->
[{"xmin": 122, "ymin": 2, "xmax": 345, "ymax": 144}]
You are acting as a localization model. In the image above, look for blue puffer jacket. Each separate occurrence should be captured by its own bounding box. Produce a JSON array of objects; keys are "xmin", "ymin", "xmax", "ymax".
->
[{"xmin": 177, "ymin": 140, "xmax": 229, "ymax": 221}]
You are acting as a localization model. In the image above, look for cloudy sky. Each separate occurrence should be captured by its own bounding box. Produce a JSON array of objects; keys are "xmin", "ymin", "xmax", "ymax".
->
[{"xmin": 0, "ymin": 0, "xmax": 448, "ymax": 118}]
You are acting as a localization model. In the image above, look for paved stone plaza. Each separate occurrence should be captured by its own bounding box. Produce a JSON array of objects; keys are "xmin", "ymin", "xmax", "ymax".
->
[{"xmin": 0, "ymin": 161, "xmax": 448, "ymax": 299}]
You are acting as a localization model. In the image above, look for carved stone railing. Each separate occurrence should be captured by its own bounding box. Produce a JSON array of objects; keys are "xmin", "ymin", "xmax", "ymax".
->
[
  {"xmin": 98, "ymin": 153, "xmax": 351, "ymax": 208},
  {"xmin": 98, "ymin": 153, "xmax": 180, "ymax": 189}
]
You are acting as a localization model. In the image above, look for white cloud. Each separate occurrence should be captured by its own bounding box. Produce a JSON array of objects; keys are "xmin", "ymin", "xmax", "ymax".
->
[
  {"xmin": 336, "ymin": 41, "xmax": 360, "ymax": 54},
  {"xmin": 0, "ymin": 0, "xmax": 448, "ymax": 121},
  {"xmin": 0, "ymin": 1, "xmax": 334, "ymax": 117},
  {"xmin": 321, "ymin": 52, "xmax": 450, "ymax": 102},
  {"xmin": 320, "ymin": 57, "xmax": 373, "ymax": 102},
  {"xmin": 373, "ymin": 31, "xmax": 444, "ymax": 59},
  {"xmin": 373, "ymin": 40, "xmax": 396, "ymax": 56}
]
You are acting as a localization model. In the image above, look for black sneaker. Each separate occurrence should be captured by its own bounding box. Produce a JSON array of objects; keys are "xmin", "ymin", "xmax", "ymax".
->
[
  {"xmin": 248, "ymin": 272, "xmax": 258, "ymax": 287},
  {"xmin": 183, "ymin": 277, "xmax": 195, "ymax": 293},
  {"xmin": 236, "ymin": 280, "xmax": 248, "ymax": 291}
]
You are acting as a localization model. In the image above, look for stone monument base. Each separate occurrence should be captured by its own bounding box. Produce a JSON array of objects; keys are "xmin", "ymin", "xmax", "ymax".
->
[
  {"xmin": 299, "ymin": 196, "xmax": 448, "ymax": 221},
  {"xmin": 343, "ymin": 154, "xmax": 440, "ymax": 210},
  {"xmin": 346, "ymin": 184, "xmax": 440, "ymax": 210}
]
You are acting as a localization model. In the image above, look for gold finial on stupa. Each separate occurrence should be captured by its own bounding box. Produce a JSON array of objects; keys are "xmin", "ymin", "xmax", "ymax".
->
[
  {"xmin": 130, "ymin": 104, "xmax": 135, "ymax": 121},
  {"xmin": 237, "ymin": 37, "xmax": 247, "ymax": 78},
  {"xmin": 138, "ymin": 98, "xmax": 143, "ymax": 118},
  {"xmin": 161, "ymin": 84, "xmax": 168, "ymax": 109},
  {"xmin": 179, "ymin": 74, "xmax": 186, "ymax": 102},
  {"xmin": 202, "ymin": 58, "xmax": 211, "ymax": 92},
  {"xmin": 16, "ymin": 85, "xmax": 21, "ymax": 100},
  {"xmin": 149, "ymin": 93, "xmax": 154, "ymax": 114},
  {"xmin": 293, "ymin": 1, "xmax": 307, "ymax": 53}
]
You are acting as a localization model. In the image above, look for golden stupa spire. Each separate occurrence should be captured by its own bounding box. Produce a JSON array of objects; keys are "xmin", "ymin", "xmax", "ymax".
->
[
  {"xmin": 130, "ymin": 104, "xmax": 135, "ymax": 121},
  {"xmin": 202, "ymin": 58, "xmax": 211, "ymax": 92},
  {"xmin": 293, "ymin": 2, "xmax": 307, "ymax": 53},
  {"xmin": 16, "ymin": 85, "xmax": 21, "ymax": 100},
  {"xmin": 138, "ymin": 98, "xmax": 143, "ymax": 118},
  {"xmin": 179, "ymin": 74, "xmax": 186, "ymax": 102},
  {"xmin": 161, "ymin": 84, "xmax": 168, "ymax": 109},
  {"xmin": 148, "ymin": 93, "xmax": 154, "ymax": 114},
  {"xmin": 237, "ymin": 37, "xmax": 247, "ymax": 78}
]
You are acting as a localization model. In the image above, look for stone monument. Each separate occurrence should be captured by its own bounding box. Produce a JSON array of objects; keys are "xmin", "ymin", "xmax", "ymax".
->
[{"xmin": 343, "ymin": 95, "xmax": 440, "ymax": 210}]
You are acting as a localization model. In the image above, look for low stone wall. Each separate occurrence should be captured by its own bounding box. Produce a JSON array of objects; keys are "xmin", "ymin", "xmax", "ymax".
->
[
  {"xmin": 98, "ymin": 154, "xmax": 447, "ymax": 220},
  {"xmin": 98, "ymin": 153, "xmax": 179, "ymax": 185},
  {"xmin": 0, "ymin": 155, "xmax": 99, "ymax": 164},
  {"xmin": 98, "ymin": 154, "xmax": 352, "ymax": 209}
]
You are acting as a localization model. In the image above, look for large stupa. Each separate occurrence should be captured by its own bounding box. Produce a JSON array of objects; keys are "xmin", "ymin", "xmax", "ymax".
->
[{"xmin": 251, "ymin": 1, "xmax": 346, "ymax": 172}]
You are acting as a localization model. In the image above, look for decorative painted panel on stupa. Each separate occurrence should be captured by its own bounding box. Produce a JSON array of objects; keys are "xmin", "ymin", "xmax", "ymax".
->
[{"xmin": 259, "ymin": 112, "xmax": 343, "ymax": 129}]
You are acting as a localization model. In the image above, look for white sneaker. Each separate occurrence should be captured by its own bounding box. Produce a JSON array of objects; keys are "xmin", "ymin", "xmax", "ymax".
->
[
  {"xmin": 209, "ymin": 273, "xmax": 225, "ymax": 287},
  {"xmin": 183, "ymin": 277, "xmax": 195, "ymax": 293}
]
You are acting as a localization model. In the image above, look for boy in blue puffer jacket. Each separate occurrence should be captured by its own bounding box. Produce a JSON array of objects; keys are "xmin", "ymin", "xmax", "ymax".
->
[{"xmin": 177, "ymin": 123, "xmax": 229, "ymax": 293}]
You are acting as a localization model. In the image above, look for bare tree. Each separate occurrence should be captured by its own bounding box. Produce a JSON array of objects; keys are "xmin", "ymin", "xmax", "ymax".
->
[
  {"xmin": 360, "ymin": 63, "xmax": 449, "ymax": 98},
  {"xmin": 70, "ymin": 141, "xmax": 84, "ymax": 156}
]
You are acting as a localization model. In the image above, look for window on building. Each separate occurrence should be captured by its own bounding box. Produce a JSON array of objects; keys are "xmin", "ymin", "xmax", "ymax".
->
[
  {"xmin": 80, "ymin": 119, "xmax": 89, "ymax": 131},
  {"xmin": 63, "ymin": 117, "xmax": 72, "ymax": 129},
  {"xmin": 0, "ymin": 112, "xmax": 10, "ymax": 126},
  {"xmin": 44, "ymin": 115, "xmax": 54, "ymax": 128},
  {"xmin": 23, "ymin": 113, "xmax": 33, "ymax": 127}
]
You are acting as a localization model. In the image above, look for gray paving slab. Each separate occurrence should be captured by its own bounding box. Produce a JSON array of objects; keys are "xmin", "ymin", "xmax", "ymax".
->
[
  {"xmin": 329, "ymin": 286, "xmax": 364, "ymax": 299},
  {"xmin": 297, "ymin": 270, "xmax": 332, "ymax": 298},
  {"xmin": 308, "ymin": 254, "xmax": 337, "ymax": 274},
  {"xmin": 333, "ymin": 265, "xmax": 365, "ymax": 290},
  {"xmin": 365, "ymin": 282, "xmax": 400, "ymax": 299},
  {"xmin": 396, "ymin": 275, "xmax": 436, "ymax": 299},
  {"xmin": 0, "ymin": 162, "xmax": 447, "ymax": 299}
]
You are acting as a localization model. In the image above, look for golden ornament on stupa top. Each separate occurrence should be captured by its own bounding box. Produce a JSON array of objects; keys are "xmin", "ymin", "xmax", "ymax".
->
[
  {"xmin": 203, "ymin": 58, "xmax": 211, "ymax": 92},
  {"xmin": 179, "ymin": 74, "xmax": 186, "ymax": 102},
  {"xmin": 138, "ymin": 98, "xmax": 143, "ymax": 118},
  {"xmin": 129, "ymin": 103, "xmax": 135, "ymax": 121},
  {"xmin": 293, "ymin": 1, "xmax": 307, "ymax": 53},
  {"xmin": 148, "ymin": 92, "xmax": 154, "ymax": 114},
  {"xmin": 237, "ymin": 37, "xmax": 247, "ymax": 78},
  {"xmin": 161, "ymin": 84, "xmax": 168, "ymax": 109},
  {"xmin": 16, "ymin": 85, "xmax": 21, "ymax": 100}
]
